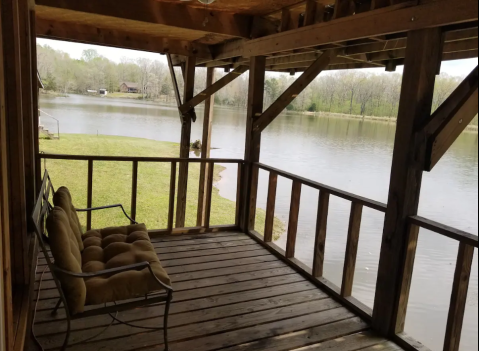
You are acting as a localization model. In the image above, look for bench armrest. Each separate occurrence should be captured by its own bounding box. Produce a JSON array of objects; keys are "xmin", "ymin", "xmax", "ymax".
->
[
  {"xmin": 52, "ymin": 262, "xmax": 173, "ymax": 291},
  {"xmin": 76, "ymin": 204, "xmax": 138, "ymax": 224}
]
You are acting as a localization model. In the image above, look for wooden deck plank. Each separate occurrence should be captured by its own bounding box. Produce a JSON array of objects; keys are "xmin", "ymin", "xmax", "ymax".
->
[
  {"xmin": 38, "ymin": 300, "xmax": 344, "ymax": 349},
  {"xmin": 32, "ymin": 231, "xmax": 403, "ymax": 351},
  {"xmin": 34, "ymin": 281, "xmax": 318, "ymax": 325},
  {"xmin": 35, "ymin": 289, "xmax": 328, "ymax": 338},
  {"xmin": 219, "ymin": 317, "xmax": 370, "ymax": 351}
]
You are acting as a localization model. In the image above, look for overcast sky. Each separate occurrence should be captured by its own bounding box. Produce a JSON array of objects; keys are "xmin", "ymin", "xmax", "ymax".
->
[{"xmin": 37, "ymin": 38, "xmax": 479, "ymax": 78}]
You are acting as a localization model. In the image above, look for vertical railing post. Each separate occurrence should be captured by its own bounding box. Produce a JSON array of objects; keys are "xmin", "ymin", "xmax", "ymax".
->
[
  {"xmin": 130, "ymin": 161, "xmax": 138, "ymax": 223},
  {"xmin": 395, "ymin": 222, "xmax": 420, "ymax": 333},
  {"xmin": 444, "ymin": 243, "xmax": 474, "ymax": 351},
  {"xmin": 286, "ymin": 180, "xmax": 302, "ymax": 259},
  {"xmin": 264, "ymin": 172, "xmax": 278, "ymax": 243},
  {"xmin": 204, "ymin": 162, "xmax": 215, "ymax": 229},
  {"xmin": 168, "ymin": 162, "xmax": 177, "ymax": 233},
  {"xmin": 235, "ymin": 163, "xmax": 243, "ymax": 227},
  {"xmin": 313, "ymin": 191, "xmax": 330, "ymax": 277},
  {"xmin": 86, "ymin": 159, "xmax": 93, "ymax": 231},
  {"xmin": 341, "ymin": 202, "xmax": 363, "ymax": 297}
]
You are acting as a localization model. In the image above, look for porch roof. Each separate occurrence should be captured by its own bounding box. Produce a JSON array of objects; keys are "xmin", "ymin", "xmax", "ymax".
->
[{"xmin": 34, "ymin": 0, "xmax": 478, "ymax": 72}]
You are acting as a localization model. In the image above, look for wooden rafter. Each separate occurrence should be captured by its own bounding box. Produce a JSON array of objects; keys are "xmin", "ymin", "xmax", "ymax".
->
[
  {"xmin": 35, "ymin": 0, "xmax": 253, "ymax": 39},
  {"xmin": 213, "ymin": 0, "xmax": 477, "ymax": 60},
  {"xmin": 179, "ymin": 66, "xmax": 249, "ymax": 115},
  {"xmin": 36, "ymin": 19, "xmax": 213, "ymax": 59},
  {"xmin": 424, "ymin": 66, "xmax": 479, "ymax": 171},
  {"xmin": 253, "ymin": 50, "xmax": 338, "ymax": 133}
]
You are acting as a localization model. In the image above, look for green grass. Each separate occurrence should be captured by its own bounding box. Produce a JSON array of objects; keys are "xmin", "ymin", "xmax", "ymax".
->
[{"xmin": 40, "ymin": 134, "xmax": 284, "ymax": 238}]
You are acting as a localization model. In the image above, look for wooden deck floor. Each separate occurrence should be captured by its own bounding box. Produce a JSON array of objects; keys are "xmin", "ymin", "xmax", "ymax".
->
[{"xmin": 32, "ymin": 231, "xmax": 404, "ymax": 351}]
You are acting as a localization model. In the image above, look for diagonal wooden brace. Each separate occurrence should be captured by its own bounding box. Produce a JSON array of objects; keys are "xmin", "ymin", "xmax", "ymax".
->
[
  {"xmin": 179, "ymin": 65, "xmax": 249, "ymax": 116},
  {"xmin": 424, "ymin": 66, "xmax": 478, "ymax": 171},
  {"xmin": 253, "ymin": 50, "xmax": 338, "ymax": 133}
]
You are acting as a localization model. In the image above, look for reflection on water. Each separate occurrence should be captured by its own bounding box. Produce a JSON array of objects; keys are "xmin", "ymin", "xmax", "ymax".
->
[{"xmin": 40, "ymin": 94, "xmax": 478, "ymax": 351}]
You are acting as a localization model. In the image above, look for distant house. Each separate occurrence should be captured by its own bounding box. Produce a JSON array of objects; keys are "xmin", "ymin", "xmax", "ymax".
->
[
  {"xmin": 99, "ymin": 89, "xmax": 108, "ymax": 96},
  {"xmin": 120, "ymin": 82, "xmax": 139, "ymax": 93}
]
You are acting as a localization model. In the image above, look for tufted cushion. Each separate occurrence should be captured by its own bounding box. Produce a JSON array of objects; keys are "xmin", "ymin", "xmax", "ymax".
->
[
  {"xmin": 46, "ymin": 207, "xmax": 87, "ymax": 315},
  {"xmin": 53, "ymin": 187, "xmax": 84, "ymax": 251},
  {"xmin": 81, "ymin": 223, "xmax": 171, "ymax": 306}
]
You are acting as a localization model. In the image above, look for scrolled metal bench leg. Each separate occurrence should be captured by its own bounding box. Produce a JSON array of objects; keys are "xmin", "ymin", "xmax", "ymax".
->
[
  {"xmin": 61, "ymin": 315, "xmax": 71, "ymax": 351},
  {"xmin": 164, "ymin": 291, "xmax": 173, "ymax": 351},
  {"xmin": 52, "ymin": 298, "xmax": 62, "ymax": 316}
]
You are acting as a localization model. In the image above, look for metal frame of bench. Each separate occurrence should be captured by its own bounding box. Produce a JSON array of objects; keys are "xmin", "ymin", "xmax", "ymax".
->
[{"xmin": 32, "ymin": 170, "xmax": 174, "ymax": 351}]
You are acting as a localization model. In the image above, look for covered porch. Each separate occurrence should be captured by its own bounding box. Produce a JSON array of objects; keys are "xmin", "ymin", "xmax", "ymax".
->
[{"xmin": 1, "ymin": 1, "xmax": 478, "ymax": 351}]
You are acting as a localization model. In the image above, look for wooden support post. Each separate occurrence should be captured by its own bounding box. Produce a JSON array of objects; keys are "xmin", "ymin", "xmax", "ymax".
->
[
  {"xmin": 86, "ymin": 160, "xmax": 93, "ymax": 231},
  {"xmin": 373, "ymin": 28, "xmax": 444, "ymax": 336},
  {"xmin": 264, "ymin": 172, "xmax": 278, "ymax": 243},
  {"xmin": 286, "ymin": 180, "xmax": 302, "ymax": 259},
  {"xmin": 175, "ymin": 56, "xmax": 196, "ymax": 228},
  {"xmin": 130, "ymin": 161, "xmax": 138, "ymax": 222},
  {"xmin": 313, "ymin": 191, "xmax": 330, "ymax": 277},
  {"xmin": 254, "ymin": 50, "xmax": 338, "ymax": 133},
  {"xmin": 241, "ymin": 56, "xmax": 266, "ymax": 232},
  {"xmin": 0, "ymin": 6, "xmax": 14, "ymax": 347},
  {"xmin": 168, "ymin": 162, "xmax": 177, "ymax": 232},
  {"xmin": 443, "ymin": 243, "xmax": 474, "ymax": 351},
  {"xmin": 341, "ymin": 202, "xmax": 363, "ymax": 297},
  {"xmin": 1, "ymin": 0, "xmax": 29, "ymax": 285},
  {"xmin": 197, "ymin": 68, "xmax": 215, "ymax": 227}
]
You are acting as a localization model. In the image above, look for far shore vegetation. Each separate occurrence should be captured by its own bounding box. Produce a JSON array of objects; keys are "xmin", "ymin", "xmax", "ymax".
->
[
  {"xmin": 37, "ymin": 45, "xmax": 478, "ymax": 128},
  {"xmin": 39, "ymin": 134, "xmax": 285, "ymax": 238}
]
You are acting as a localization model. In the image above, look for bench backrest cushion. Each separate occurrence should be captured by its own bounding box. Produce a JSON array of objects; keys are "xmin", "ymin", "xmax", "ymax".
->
[
  {"xmin": 46, "ymin": 207, "xmax": 87, "ymax": 315},
  {"xmin": 53, "ymin": 187, "xmax": 84, "ymax": 251}
]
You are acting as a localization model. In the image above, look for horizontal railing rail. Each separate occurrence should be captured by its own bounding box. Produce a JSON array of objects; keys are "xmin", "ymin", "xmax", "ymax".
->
[
  {"xmin": 39, "ymin": 153, "xmax": 244, "ymax": 234},
  {"xmin": 255, "ymin": 162, "xmax": 388, "ymax": 212},
  {"xmin": 399, "ymin": 215, "xmax": 478, "ymax": 351},
  {"xmin": 408, "ymin": 215, "xmax": 478, "ymax": 248},
  {"xmin": 40, "ymin": 153, "xmax": 245, "ymax": 164}
]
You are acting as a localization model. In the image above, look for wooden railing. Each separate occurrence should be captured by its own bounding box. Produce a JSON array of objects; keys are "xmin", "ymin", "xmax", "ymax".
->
[
  {"xmin": 39, "ymin": 154, "xmax": 244, "ymax": 235},
  {"xmin": 250, "ymin": 162, "xmax": 388, "ymax": 321},
  {"xmin": 250, "ymin": 162, "xmax": 478, "ymax": 351},
  {"xmin": 396, "ymin": 216, "xmax": 478, "ymax": 351}
]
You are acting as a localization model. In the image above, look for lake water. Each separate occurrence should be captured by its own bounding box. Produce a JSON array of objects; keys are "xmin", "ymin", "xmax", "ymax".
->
[{"xmin": 40, "ymin": 94, "xmax": 478, "ymax": 351}]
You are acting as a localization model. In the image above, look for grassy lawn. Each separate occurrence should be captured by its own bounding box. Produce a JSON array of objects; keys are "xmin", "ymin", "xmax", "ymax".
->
[
  {"xmin": 106, "ymin": 92, "xmax": 144, "ymax": 99},
  {"xmin": 40, "ymin": 134, "xmax": 284, "ymax": 238}
]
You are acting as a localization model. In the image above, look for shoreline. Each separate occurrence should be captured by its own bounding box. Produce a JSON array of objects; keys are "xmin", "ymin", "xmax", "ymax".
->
[{"xmin": 40, "ymin": 92, "xmax": 479, "ymax": 133}]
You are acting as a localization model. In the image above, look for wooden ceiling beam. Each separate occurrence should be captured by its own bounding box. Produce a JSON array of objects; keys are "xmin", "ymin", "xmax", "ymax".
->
[
  {"xmin": 35, "ymin": 0, "xmax": 254, "ymax": 39},
  {"xmin": 36, "ymin": 19, "xmax": 213, "ymax": 59},
  {"xmin": 213, "ymin": 0, "xmax": 478, "ymax": 60}
]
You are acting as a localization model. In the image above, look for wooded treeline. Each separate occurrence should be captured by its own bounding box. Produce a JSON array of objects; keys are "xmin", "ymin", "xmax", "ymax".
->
[{"xmin": 37, "ymin": 44, "xmax": 477, "ymax": 124}]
